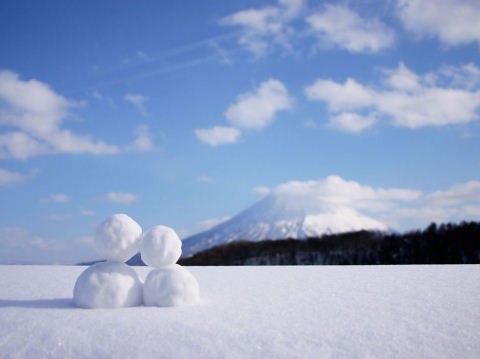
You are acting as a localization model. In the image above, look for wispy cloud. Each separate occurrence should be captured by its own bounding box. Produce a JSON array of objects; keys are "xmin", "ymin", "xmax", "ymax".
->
[
  {"xmin": 128, "ymin": 124, "xmax": 155, "ymax": 152},
  {"xmin": 305, "ymin": 62, "xmax": 480, "ymax": 132},
  {"xmin": 105, "ymin": 191, "xmax": 139, "ymax": 204},
  {"xmin": 124, "ymin": 93, "xmax": 149, "ymax": 116},
  {"xmin": 41, "ymin": 193, "xmax": 71, "ymax": 203},
  {"xmin": 197, "ymin": 175, "xmax": 216, "ymax": 184},
  {"xmin": 0, "ymin": 168, "xmax": 26, "ymax": 188},
  {"xmin": 253, "ymin": 186, "xmax": 272, "ymax": 196},
  {"xmin": 47, "ymin": 214, "xmax": 71, "ymax": 221},
  {"xmin": 0, "ymin": 70, "xmax": 120, "ymax": 159},
  {"xmin": 80, "ymin": 209, "xmax": 95, "ymax": 217},
  {"xmin": 90, "ymin": 33, "xmax": 239, "ymax": 89},
  {"xmin": 0, "ymin": 227, "xmax": 97, "ymax": 264}
]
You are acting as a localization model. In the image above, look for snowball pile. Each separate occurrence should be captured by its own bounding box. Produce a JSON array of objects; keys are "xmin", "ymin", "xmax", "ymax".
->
[
  {"xmin": 73, "ymin": 214, "xmax": 199, "ymax": 309},
  {"xmin": 141, "ymin": 226, "xmax": 199, "ymax": 307}
]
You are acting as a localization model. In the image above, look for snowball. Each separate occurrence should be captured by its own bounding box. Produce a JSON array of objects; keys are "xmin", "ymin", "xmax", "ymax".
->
[
  {"xmin": 143, "ymin": 265, "xmax": 200, "ymax": 307},
  {"xmin": 140, "ymin": 225, "xmax": 182, "ymax": 267},
  {"xmin": 73, "ymin": 262, "xmax": 143, "ymax": 309},
  {"xmin": 95, "ymin": 213, "xmax": 142, "ymax": 262}
]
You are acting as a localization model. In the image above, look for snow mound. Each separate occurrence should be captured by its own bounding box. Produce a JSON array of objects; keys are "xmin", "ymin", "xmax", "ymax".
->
[
  {"xmin": 94, "ymin": 213, "xmax": 142, "ymax": 262},
  {"xmin": 143, "ymin": 264, "xmax": 199, "ymax": 307},
  {"xmin": 73, "ymin": 262, "xmax": 143, "ymax": 308},
  {"xmin": 140, "ymin": 225, "xmax": 182, "ymax": 267}
]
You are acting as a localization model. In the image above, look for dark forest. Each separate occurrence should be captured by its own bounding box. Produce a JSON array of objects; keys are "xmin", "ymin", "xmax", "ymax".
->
[{"xmin": 178, "ymin": 221, "xmax": 480, "ymax": 266}]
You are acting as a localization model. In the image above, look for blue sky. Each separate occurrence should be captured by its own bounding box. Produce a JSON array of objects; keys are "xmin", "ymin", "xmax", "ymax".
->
[{"xmin": 0, "ymin": 0, "xmax": 479, "ymax": 263}]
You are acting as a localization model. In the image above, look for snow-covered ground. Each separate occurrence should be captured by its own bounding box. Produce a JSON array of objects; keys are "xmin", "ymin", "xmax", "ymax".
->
[{"xmin": 0, "ymin": 265, "xmax": 479, "ymax": 358}]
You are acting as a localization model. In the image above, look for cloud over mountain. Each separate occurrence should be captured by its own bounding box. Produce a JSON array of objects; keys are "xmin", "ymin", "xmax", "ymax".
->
[{"xmin": 183, "ymin": 175, "xmax": 480, "ymax": 256}]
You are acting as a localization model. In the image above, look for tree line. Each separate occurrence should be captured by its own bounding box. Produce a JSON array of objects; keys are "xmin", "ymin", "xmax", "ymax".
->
[{"xmin": 178, "ymin": 221, "xmax": 480, "ymax": 266}]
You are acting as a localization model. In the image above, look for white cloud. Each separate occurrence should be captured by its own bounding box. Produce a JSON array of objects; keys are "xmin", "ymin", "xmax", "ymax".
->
[
  {"xmin": 105, "ymin": 192, "xmax": 139, "ymax": 204},
  {"xmin": 41, "ymin": 193, "xmax": 71, "ymax": 203},
  {"xmin": 0, "ymin": 70, "xmax": 120, "ymax": 159},
  {"xmin": 390, "ymin": 180, "xmax": 480, "ymax": 227},
  {"xmin": 329, "ymin": 112, "xmax": 377, "ymax": 133},
  {"xmin": 305, "ymin": 62, "xmax": 480, "ymax": 131},
  {"xmin": 307, "ymin": 4, "xmax": 395, "ymax": 53},
  {"xmin": 225, "ymin": 79, "xmax": 292, "ymax": 129},
  {"xmin": 427, "ymin": 181, "xmax": 480, "ymax": 207},
  {"xmin": 80, "ymin": 209, "xmax": 95, "ymax": 216},
  {"xmin": 259, "ymin": 175, "xmax": 480, "ymax": 231},
  {"xmin": 397, "ymin": 0, "xmax": 480, "ymax": 46},
  {"xmin": 273, "ymin": 175, "xmax": 422, "ymax": 213},
  {"xmin": 220, "ymin": 0, "xmax": 305, "ymax": 57},
  {"xmin": 124, "ymin": 93, "xmax": 149, "ymax": 116},
  {"xmin": 305, "ymin": 78, "xmax": 375, "ymax": 112},
  {"xmin": 194, "ymin": 126, "xmax": 241, "ymax": 147},
  {"xmin": 195, "ymin": 79, "xmax": 292, "ymax": 146},
  {"xmin": 128, "ymin": 124, "xmax": 155, "ymax": 152},
  {"xmin": 382, "ymin": 62, "xmax": 420, "ymax": 92},
  {"xmin": 0, "ymin": 168, "xmax": 26, "ymax": 188}
]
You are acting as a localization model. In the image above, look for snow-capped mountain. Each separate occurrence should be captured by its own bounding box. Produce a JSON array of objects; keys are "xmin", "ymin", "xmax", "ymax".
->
[{"xmin": 182, "ymin": 177, "xmax": 388, "ymax": 257}]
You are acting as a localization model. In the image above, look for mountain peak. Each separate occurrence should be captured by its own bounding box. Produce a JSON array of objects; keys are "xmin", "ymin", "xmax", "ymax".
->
[{"xmin": 182, "ymin": 178, "xmax": 388, "ymax": 256}]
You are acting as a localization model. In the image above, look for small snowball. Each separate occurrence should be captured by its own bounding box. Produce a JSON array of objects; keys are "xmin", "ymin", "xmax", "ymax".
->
[
  {"xmin": 140, "ymin": 225, "xmax": 182, "ymax": 267},
  {"xmin": 95, "ymin": 213, "xmax": 142, "ymax": 262},
  {"xmin": 143, "ymin": 265, "xmax": 200, "ymax": 307},
  {"xmin": 74, "ymin": 262, "xmax": 143, "ymax": 309}
]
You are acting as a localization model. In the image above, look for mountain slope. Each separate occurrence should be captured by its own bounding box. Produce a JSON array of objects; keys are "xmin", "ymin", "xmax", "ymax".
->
[{"xmin": 182, "ymin": 187, "xmax": 387, "ymax": 257}]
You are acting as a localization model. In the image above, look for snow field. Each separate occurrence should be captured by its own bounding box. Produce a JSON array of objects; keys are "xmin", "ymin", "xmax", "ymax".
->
[{"xmin": 0, "ymin": 265, "xmax": 479, "ymax": 358}]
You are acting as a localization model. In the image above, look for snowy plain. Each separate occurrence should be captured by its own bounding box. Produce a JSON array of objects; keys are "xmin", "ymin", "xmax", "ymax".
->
[{"xmin": 0, "ymin": 265, "xmax": 479, "ymax": 359}]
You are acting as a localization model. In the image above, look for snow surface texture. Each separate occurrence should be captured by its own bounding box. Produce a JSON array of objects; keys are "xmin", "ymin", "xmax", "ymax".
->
[
  {"xmin": 182, "ymin": 191, "xmax": 387, "ymax": 256},
  {"xmin": 140, "ymin": 225, "xmax": 182, "ymax": 267},
  {"xmin": 94, "ymin": 213, "xmax": 142, "ymax": 262},
  {"xmin": 143, "ymin": 265, "xmax": 200, "ymax": 307},
  {"xmin": 1, "ymin": 265, "xmax": 479, "ymax": 358},
  {"xmin": 73, "ymin": 262, "xmax": 143, "ymax": 309}
]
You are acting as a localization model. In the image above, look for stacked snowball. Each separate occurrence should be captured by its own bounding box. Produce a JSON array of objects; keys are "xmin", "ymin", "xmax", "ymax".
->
[
  {"xmin": 73, "ymin": 214, "xmax": 199, "ymax": 309},
  {"xmin": 141, "ymin": 226, "xmax": 200, "ymax": 307}
]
